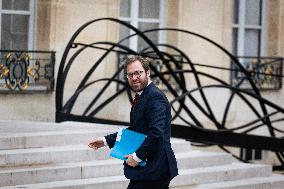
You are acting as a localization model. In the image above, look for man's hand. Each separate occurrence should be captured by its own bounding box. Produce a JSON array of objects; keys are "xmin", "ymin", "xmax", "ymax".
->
[
  {"xmin": 88, "ymin": 137, "xmax": 105, "ymax": 150},
  {"xmin": 125, "ymin": 154, "xmax": 139, "ymax": 167}
]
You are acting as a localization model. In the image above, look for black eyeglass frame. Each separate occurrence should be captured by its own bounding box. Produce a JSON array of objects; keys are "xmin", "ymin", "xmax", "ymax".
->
[{"xmin": 126, "ymin": 70, "xmax": 144, "ymax": 79}]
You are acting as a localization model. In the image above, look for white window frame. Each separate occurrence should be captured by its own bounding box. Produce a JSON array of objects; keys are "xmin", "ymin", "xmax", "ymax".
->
[
  {"xmin": 232, "ymin": 0, "xmax": 267, "ymax": 56},
  {"xmin": 0, "ymin": 0, "xmax": 35, "ymax": 50},
  {"xmin": 119, "ymin": 0, "xmax": 167, "ymax": 52}
]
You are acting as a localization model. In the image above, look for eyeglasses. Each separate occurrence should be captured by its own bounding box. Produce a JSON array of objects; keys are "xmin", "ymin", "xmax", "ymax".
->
[{"xmin": 126, "ymin": 70, "xmax": 144, "ymax": 79}]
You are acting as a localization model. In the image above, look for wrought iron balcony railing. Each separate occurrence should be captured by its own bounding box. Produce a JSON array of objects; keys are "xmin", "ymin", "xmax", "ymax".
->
[
  {"xmin": 0, "ymin": 50, "xmax": 55, "ymax": 93},
  {"xmin": 231, "ymin": 56, "xmax": 283, "ymax": 90}
]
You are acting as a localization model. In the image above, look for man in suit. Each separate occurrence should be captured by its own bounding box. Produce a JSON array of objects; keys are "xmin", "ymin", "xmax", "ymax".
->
[{"xmin": 88, "ymin": 55, "xmax": 178, "ymax": 189}]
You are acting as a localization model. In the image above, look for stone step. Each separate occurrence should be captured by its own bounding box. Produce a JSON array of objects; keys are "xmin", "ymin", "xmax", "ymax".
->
[
  {"xmin": 1, "ymin": 121, "xmax": 283, "ymax": 189},
  {"xmin": 0, "ymin": 125, "xmax": 192, "ymax": 151},
  {"xmin": 0, "ymin": 151, "xmax": 232, "ymax": 186},
  {"xmin": 186, "ymin": 174, "xmax": 284, "ymax": 189},
  {"xmin": 0, "ymin": 120, "xmax": 118, "ymax": 150},
  {"xmin": 0, "ymin": 163, "xmax": 272, "ymax": 189},
  {"xmin": 0, "ymin": 159, "xmax": 123, "ymax": 187},
  {"xmin": 171, "ymin": 162, "xmax": 272, "ymax": 187},
  {"xmin": 0, "ymin": 139, "xmax": 191, "ymax": 167},
  {"xmin": 0, "ymin": 175, "xmax": 128, "ymax": 189},
  {"xmin": 0, "ymin": 121, "xmax": 116, "ymax": 137},
  {"xmin": 0, "ymin": 120, "xmax": 117, "ymax": 132},
  {"xmin": 175, "ymin": 151, "xmax": 232, "ymax": 169},
  {"xmin": 0, "ymin": 130, "xmax": 115, "ymax": 150},
  {"xmin": 0, "ymin": 145, "xmax": 110, "ymax": 167}
]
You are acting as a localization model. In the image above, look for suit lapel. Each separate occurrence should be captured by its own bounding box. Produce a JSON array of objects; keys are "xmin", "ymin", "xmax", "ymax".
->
[
  {"xmin": 131, "ymin": 83, "xmax": 154, "ymax": 112},
  {"xmin": 130, "ymin": 82, "xmax": 154, "ymax": 128}
]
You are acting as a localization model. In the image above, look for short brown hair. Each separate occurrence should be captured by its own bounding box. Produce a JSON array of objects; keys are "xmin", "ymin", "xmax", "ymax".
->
[{"xmin": 124, "ymin": 55, "xmax": 150, "ymax": 75}]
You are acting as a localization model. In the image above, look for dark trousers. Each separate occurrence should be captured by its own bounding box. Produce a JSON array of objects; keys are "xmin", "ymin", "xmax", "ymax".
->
[{"xmin": 127, "ymin": 179, "xmax": 171, "ymax": 189}]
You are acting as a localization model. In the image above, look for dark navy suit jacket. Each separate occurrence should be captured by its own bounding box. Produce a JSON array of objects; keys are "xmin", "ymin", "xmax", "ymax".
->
[{"xmin": 105, "ymin": 83, "xmax": 178, "ymax": 181}]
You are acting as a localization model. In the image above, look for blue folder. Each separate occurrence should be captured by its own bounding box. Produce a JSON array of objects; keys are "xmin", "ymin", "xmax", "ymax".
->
[{"xmin": 110, "ymin": 128, "xmax": 147, "ymax": 166}]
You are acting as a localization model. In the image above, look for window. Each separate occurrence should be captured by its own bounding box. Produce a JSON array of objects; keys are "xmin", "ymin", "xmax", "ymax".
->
[
  {"xmin": 230, "ymin": 0, "xmax": 281, "ymax": 90},
  {"xmin": 117, "ymin": 0, "xmax": 169, "ymax": 91},
  {"xmin": 240, "ymin": 148, "xmax": 262, "ymax": 161},
  {"xmin": 232, "ymin": 0, "xmax": 266, "ymax": 57},
  {"xmin": 0, "ymin": 1, "xmax": 55, "ymax": 93},
  {"xmin": 119, "ymin": 0, "xmax": 167, "ymax": 52},
  {"xmin": 0, "ymin": 0, "xmax": 35, "ymax": 50}
]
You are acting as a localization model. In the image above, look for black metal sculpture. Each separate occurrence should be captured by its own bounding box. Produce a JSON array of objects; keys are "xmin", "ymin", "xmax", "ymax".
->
[{"xmin": 56, "ymin": 17, "xmax": 284, "ymax": 170}]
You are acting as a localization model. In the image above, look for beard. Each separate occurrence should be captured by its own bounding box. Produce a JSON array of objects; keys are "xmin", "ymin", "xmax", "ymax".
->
[{"xmin": 130, "ymin": 77, "xmax": 149, "ymax": 92}]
